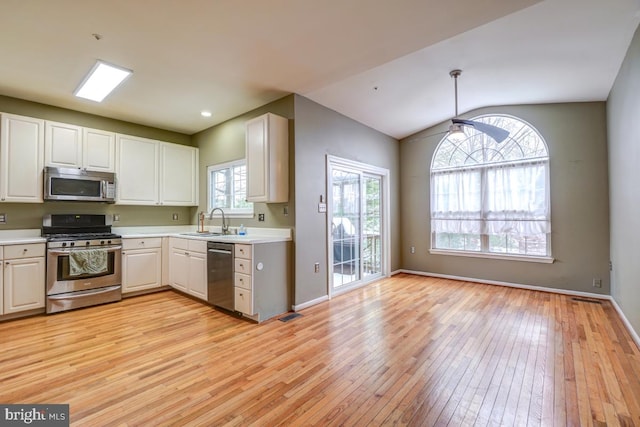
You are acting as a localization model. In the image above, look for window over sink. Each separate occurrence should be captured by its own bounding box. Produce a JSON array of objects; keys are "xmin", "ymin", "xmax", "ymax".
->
[{"xmin": 207, "ymin": 159, "xmax": 253, "ymax": 217}]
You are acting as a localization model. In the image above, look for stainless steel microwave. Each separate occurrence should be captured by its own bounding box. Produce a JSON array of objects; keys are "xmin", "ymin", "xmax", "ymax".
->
[{"xmin": 44, "ymin": 167, "xmax": 116, "ymax": 203}]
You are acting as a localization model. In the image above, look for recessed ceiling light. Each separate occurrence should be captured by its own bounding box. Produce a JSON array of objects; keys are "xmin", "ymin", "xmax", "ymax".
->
[
  {"xmin": 74, "ymin": 60, "xmax": 132, "ymax": 102},
  {"xmin": 201, "ymin": 111, "xmax": 212, "ymax": 117}
]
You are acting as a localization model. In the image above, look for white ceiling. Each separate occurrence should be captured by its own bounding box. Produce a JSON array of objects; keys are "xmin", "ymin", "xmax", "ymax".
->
[{"xmin": 1, "ymin": 0, "xmax": 638, "ymax": 139}]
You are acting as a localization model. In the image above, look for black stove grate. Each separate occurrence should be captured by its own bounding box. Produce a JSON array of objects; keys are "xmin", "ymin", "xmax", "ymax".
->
[{"xmin": 42, "ymin": 214, "xmax": 118, "ymax": 241}]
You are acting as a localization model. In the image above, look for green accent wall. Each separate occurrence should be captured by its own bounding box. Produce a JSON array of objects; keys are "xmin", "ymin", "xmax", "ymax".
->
[
  {"xmin": 0, "ymin": 94, "xmax": 194, "ymax": 229},
  {"xmin": 0, "ymin": 95, "xmax": 192, "ymax": 145},
  {"xmin": 191, "ymin": 95, "xmax": 295, "ymax": 229}
]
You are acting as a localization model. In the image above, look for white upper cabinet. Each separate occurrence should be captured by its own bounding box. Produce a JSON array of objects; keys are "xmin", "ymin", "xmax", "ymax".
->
[
  {"xmin": 83, "ymin": 128, "xmax": 116, "ymax": 172},
  {"xmin": 160, "ymin": 143, "xmax": 198, "ymax": 206},
  {"xmin": 116, "ymin": 134, "xmax": 160, "ymax": 205},
  {"xmin": 0, "ymin": 113, "xmax": 44, "ymax": 203},
  {"xmin": 245, "ymin": 113, "xmax": 289, "ymax": 203},
  {"xmin": 45, "ymin": 121, "xmax": 82, "ymax": 169},
  {"xmin": 45, "ymin": 121, "xmax": 115, "ymax": 172},
  {"xmin": 116, "ymin": 135, "xmax": 198, "ymax": 206}
]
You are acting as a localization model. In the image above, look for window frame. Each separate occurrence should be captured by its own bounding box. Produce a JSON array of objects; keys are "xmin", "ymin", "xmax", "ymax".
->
[
  {"xmin": 429, "ymin": 114, "xmax": 553, "ymax": 263},
  {"xmin": 206, "ymin": 159, "xmax": 254, "ymax": 218}
]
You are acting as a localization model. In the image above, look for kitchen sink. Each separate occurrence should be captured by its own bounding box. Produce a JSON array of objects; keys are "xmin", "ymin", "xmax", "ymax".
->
[{"xmin": 180, "ymin": 232, "xmax": 226, "ymax": 237}]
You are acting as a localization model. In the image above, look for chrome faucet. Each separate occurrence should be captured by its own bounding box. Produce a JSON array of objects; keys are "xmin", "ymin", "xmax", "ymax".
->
[{"xmin": 208, "ymin": 207, "xmax": 229, "ymax": 234}]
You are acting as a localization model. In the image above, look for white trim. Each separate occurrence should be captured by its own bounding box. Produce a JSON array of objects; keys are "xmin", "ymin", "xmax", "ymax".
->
[
  {"xmin": 326, "ymin": 155, "xmax": 391, "ymax": 298},
  {"xmin": 429, "ymin": 249, "xmax": 554, "ymax": 264},
  {"xmin": 292, "ymin": 295, "xmax": 329, "ymax": 311},
  {"xmin": 609, "ymin": 297, "xmax": 640, "ymax": 350},
  {"xmin": 206, "ymin": 159, "xmax": 254, "ymax": 215},
  {"xmin": 398, "ymin": 269, "xmax": 610, "ymax": 299}
]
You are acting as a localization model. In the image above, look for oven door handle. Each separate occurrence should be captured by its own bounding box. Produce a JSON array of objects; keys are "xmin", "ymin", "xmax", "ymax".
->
[
  {"xmin": 47, "ymin": 245, "xmax": 122, "ymax": 255},
  {"xmin": 47, "ymin": 285, "xmax": 122, "ymax": 300}
]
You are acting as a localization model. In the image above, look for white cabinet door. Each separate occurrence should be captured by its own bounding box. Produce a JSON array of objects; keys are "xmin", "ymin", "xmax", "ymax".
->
[
  {"xmin": 3, "ymin": 257, "xmax": 45, "ymax": 314},
  {"xmin": 245, "ymin": 113, "xmax": 288, "ymax": 203},
  {"xmin": 169, "ymin": 248, "xmax": 189, "ymax": 292},
  {"xmin": 246, "ymin": 116, "xmax": 268, "ymax": 202},
  {"xmin": 122, "ymin": 248, "xmax": 162, "ymax": 293},
  {"xmin": 45, "ymin": 121, "xmax": 82, "ymax": 169},
  {"xmin": 84, "ymin": 128, "xmax": 115, "ymax": 172},
  {"xmin": 0, "ymin": 114, "xmax": 44, "ymax": 203},
  {"xmin": 116, "ymin": 134, "xmax": 159, "ymax": 205},
  {"xmin": 160, "ymin": 143, "xmax": 198, "ymax": 206},
  {"xmin": 234, "ymin": 287, "xmax": 254, "ymax": 315},
  {"xmin": 188, "ymin": 251, "xmax": 207, "ymax": 300}
]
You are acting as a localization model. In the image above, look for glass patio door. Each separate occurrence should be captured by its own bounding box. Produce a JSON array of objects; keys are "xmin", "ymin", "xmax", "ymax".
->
[{"xmin": 329, "ymin": 158, "xmax": 385, "ymax": 293}]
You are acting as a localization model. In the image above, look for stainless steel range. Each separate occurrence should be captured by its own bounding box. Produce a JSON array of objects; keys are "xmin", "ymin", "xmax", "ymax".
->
[{"xmin": 42, "ymin": 214, "xmax": 122, "ymax": 314}]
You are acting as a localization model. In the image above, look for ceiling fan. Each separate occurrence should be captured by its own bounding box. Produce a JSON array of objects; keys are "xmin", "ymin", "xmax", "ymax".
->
[{"xmin": 446, "ymin": 69, "xmax": 509, "ymax": 143}]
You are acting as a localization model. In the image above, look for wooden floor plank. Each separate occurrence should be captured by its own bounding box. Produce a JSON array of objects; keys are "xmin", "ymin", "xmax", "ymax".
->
[{"xmin": 1, "ymin": 274, "xmax": 639, "ymax": 426}]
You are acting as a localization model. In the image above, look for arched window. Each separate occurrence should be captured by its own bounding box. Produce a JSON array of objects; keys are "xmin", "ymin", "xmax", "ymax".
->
[{"xmin": 430, "ymin": 115, "xmax": 551, "ymax": 259}]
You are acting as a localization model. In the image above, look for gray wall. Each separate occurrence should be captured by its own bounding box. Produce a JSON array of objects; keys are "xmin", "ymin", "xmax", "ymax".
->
[
  {"xmin": 0, "ymin": 95, "xmax": 194, "ymax": 229},
  {"xmin": 293, "ymin": 95, "xmax": 400, "ymax": 305},
  {"xmin": 607, "ymin": 24, "xmax": 640, "ymax": 336},
  {"xmin": 400, "ymin": 102, "xmax": 610, "ymax": 294}
]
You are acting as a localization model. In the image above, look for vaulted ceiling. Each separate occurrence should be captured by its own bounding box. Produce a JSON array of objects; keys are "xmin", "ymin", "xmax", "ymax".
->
[{"xmin": 1, "ymin": 0, "xmax": 638, "ymax": 139}]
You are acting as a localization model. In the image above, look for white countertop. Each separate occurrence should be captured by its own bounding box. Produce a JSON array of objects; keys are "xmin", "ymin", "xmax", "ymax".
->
[
  {"xmin": 0, "ymin": 229, "xmax": 46, "ymax": 245},
  {"xmin": 0, "ymin": 226, "xmax": 292, "ymax": 245},
  {"xmin": 114, "ymin": 225, "xmax": 292, "ymax": 244}
]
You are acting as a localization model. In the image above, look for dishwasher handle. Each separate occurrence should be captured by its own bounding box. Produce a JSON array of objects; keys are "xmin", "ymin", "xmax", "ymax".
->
[{"xmin": 208, "ymin": 248, "xmax": 232, "ymax": 255}]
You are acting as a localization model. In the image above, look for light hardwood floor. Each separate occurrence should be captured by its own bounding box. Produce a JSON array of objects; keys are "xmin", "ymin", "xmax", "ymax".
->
[{"xmin": 1, "ymin": 273, "xmax": 639, "ymax": 426}]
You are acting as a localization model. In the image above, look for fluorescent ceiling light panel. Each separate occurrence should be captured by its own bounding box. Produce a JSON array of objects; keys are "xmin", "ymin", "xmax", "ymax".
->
[{"xmin": 75, "ymin": 60, "xmax": 132, "ymax": 102}]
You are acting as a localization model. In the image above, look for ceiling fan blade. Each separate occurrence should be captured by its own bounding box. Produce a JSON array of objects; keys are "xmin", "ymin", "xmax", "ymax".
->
[{"xmin": 452, "ymin": 119, "xmax": 509, "ymax": 143}]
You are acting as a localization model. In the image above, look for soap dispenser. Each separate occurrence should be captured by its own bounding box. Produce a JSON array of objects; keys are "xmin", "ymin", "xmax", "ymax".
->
[{"xmin": 239, "ymin": 224, "xmax": 247, "ymax": 235}]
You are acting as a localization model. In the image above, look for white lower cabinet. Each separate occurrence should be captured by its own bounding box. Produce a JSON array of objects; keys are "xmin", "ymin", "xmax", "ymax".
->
[
  {"xmin": 234, "ymin": 286, "xmax": 253, "ymax": 316},
  {"xmin": 122, "ymin": 238, "xmax": 162, "ymax": 294},
  {"xmin": 234, "ymin": 244, "xmax": 254, "ymax": 315},
  {"xmin": 1, "ymin": 243, "xmax": 46, "ymax": 315},
  {"xmin": 232, "ymin": 241, "xmax": 290, "ymax": 322},
  {"xmin": 169, "ymin": 238, "xmax": 207, "ymax": 301}
]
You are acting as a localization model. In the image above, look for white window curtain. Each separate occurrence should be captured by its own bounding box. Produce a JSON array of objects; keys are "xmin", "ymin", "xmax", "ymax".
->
[
  {"xmin": 431, "ymin": 161, "xmax": 550, "ymax": 236},
  {"xmin": 484, "ymin": 162, "xmax": 550, "ymax": 235},
  {"xmin": 431, "ymin": 169, "xmax": 482, "ymax": 234}
]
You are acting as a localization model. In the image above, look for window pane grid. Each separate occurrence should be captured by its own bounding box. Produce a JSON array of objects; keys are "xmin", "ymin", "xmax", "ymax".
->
[
  {"xmin": 208, "ymin": 161, "xmax": 253, "ymax": 214},
  {"xmin": 430, "ymin": 115, "xmax": 550, "ymax": 258}
]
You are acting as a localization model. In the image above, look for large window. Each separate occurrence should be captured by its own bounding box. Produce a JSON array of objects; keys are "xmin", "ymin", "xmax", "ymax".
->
[
  {"xmin": 430, "ymin": 115, "xmax": 551, "ymax": 260},
  {"xmin": 207, "ymin": 160, "xmax": 253, "ymax": 216}
]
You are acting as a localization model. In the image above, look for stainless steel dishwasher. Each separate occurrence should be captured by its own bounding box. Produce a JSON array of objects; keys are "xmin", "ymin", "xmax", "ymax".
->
[{"xmin": 207, "ymin": 242, "xmax": 234, "ymax": 311}]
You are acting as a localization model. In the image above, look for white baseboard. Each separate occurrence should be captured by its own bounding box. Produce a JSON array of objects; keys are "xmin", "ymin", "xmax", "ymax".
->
[
  {"xmin": 398, "ymin": 269, "xmax": 610, "ymax": 299},
  {"xmin": 608, "ymin": 297, "xmax": 640, "ymax": 350},
  {"xmin": 292, "ymin": 295, "xmax": 329, "ymax": 312},
  {"xmin": 398, "ymin": 269, "xmax": 640, "ymax": 349}
]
